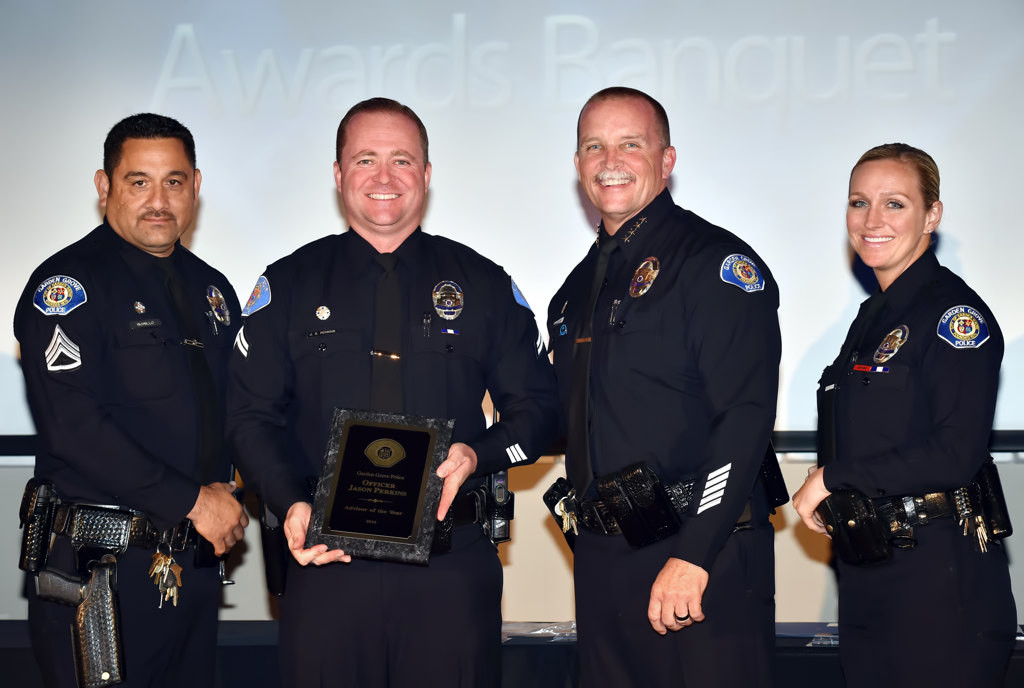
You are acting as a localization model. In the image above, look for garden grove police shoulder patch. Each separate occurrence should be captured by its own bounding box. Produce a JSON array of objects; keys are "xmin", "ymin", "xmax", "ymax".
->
[
  {"xmin": 241, "ymin": 276, "xmax": 271, "ymax": 317},
  {"xmin": 33, "ymin": 275, "xmax": 87, "ymax": 316},
  {"xmin": 937, "ymin": 305, "xmax": 990, "ymax": 349},
  {"xmin": 719, "ymin": 254, "xmax": 765, "ymax": 293}
]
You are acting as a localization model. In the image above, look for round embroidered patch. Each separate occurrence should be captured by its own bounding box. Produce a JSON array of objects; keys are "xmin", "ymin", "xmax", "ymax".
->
[
  {"xmin": 937, "ymin": 305, "xmax": 990, "ymax": 349},
  {"xmin": 720, "ymin": 254, "xmax": 765, "ymax": 292},
  {"xmin": 33, "ymin": 275, "xmax": 88, "ymax": 316}
]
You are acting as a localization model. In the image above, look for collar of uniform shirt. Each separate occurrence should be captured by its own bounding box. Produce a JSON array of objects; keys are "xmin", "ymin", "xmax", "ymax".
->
[
  {"xmin": 107, "ymin": 219, "xmax": 183, "ymax": 277},
  {"xmin": 595, "ymin": 187, "xmax": 675, "ymax": 261},
  {"xmin": 343, "ymin": 225, "xmax": 425, "ymax": 276},
  {"xmin": 875, "ymin": 248, "xmax": 942, "ymax": 314}
]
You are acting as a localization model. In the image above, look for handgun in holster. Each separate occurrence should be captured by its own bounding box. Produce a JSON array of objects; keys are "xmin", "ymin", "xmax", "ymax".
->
[{"xmin": 36, "ymin": 554, "xmax": 125, "ymax": 688}]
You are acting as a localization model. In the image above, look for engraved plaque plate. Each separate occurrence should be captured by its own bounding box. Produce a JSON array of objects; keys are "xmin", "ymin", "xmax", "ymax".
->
[{"xmin": 306, "ymin": 408, "xmax": 454, "ymax": 564}]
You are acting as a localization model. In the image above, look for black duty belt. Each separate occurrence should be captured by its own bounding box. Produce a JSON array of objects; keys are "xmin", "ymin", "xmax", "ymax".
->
[
  {"xmin": 577, "ymin": 492, "xmax": 754, "ymax": 536},
  {"xmin": 817, "ymin": 461, "xmax": 1013, "ymax": 566},
  {"xmin": 576, "ymin": 474, "xmax": 692, "ymax": 536},
  {"xmin": 547, "ymin": 450, "xmax": 788, "ymax": 552},
  {"xmin": 574, "ymin": 469, "xmax": 756, "ymax": 537},
  {"xmin": 53, "ymin": 503, "xmax": 196, "ymax": 553},
  {"xmin": 875, "ymin": 491, "xmax": 955, "ymax": 527}
]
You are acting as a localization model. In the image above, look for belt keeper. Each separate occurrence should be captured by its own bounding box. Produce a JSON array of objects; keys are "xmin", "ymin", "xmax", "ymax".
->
[
  {"xmin": 168, "ymin": 521, "xmax": 192, "ymax": 551},
  {"xmin": 53, "ymin": 504, "xmax": 71, "ymax": 536}
]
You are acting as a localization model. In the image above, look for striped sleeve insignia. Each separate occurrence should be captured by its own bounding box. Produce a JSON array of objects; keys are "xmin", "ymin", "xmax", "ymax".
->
[
  {"xmin": 505, "ymin": 443, "xmax": 528, "ymax": 464},
  {"xmin": 45, "ymin": 324, "xmax": 81, "ymax": 372},
  {"xmin": 234, "ymin": 326, "xmax": 249, "ymax": 358},
  {"xmin": 697, "ymin": 463, "xmax": 731, "ymax": 514}
]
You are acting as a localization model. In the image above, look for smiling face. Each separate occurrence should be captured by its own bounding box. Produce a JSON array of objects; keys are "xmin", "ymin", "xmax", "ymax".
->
[
  {"xmin": 94, "ymin": 137, "xmax": 201, "ymax": 257},
  {"xmin": 846, "ymin": 158, "xmax": 942, "ymax": 290},
  {"xmin": 334, "ymin": 110, "xmax": 431, "ymax": 252},
  {"xmin": 574, "ymin": 96, "xmax": 676, "ymax": 234}
]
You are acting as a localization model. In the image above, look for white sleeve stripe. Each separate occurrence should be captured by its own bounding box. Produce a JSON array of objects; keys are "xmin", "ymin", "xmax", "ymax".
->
[
  {"xmin": 234, "ymin": 326, "xmax": 249, "ymax": 358},
  {"xmin": 697, "ymin": 497, "xmax": 723, "ymax": 514},
  {"xmin": 505, "ymin": 443, "xmax": 528, "ymax": 464},
  {"xmin": 700, "ymin": 488, "xmax": 725, "ymax": 505},
  {"xmin": 704, "ymin": 473, "xmax": 729, "ymax": 490},
  {"xmin": 707, "ymin": 463, "xmax": 732, "ymax": 480}
]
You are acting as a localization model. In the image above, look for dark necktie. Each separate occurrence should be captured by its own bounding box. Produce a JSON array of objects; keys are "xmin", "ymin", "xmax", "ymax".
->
[
  {"xmin": 817, "ymin": 290, "xmax": 886, "ymax": 467},
  {"xmin": 370, "ymin": 253, "xmax": 403, "ymax": 412},
  {"xmin": 566, "ymin": 238, "xmax": 618, "ymax": 495},
  {"xmin": 156, "ymin": 256, "xmax": 221, "ymax": 483}
]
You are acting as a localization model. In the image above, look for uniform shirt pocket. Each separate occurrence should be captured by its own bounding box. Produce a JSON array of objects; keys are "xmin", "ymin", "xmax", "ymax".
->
[{"xmin": 111, "ymin": 323, "xmax": 174, "ymax": 400}]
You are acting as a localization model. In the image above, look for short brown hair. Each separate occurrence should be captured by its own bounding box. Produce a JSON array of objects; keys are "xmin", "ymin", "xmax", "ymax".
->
[
  {"xmin": 851, "ymin": 143, "xmax": 940, "ymax": 209},
  {"xmin": 576, "ymin": 87, "xmax": 671, "ymax": 149},
  {"xmin": 335, "ymin": 97, "xmax": 429, "ymax": 165}
]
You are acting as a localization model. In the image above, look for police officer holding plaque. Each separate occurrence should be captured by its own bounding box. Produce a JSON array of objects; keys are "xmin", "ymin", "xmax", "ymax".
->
[
  {"xmin": 547, "ymin": 87, "xmax": 784, "ymax": 687},
  {"xmin": 227, "ymin": 98, "xmax": 558, "ymax": 688},
  {"xmin": 14, "ymin": 113, "xmax": 247, "ymax": 687},
  {"xmin": 793, "ymin": 143, "xmax": 1017, "ymax": 687}
]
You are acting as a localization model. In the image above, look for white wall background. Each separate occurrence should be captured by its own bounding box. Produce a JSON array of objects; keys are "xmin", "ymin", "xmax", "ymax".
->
[{"xmin": 2, "ymin": 0, "xmax": 1023, "ymax": 623}]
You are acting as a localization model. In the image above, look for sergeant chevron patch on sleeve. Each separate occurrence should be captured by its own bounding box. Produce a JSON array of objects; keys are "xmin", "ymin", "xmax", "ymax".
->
[
  {"xmin": 45, "ymin": 324, "xmax": 81, "ymax": 372},
  {"xmin": 697, "ymin": 463, "xmax": 732, "ymax": 514}
]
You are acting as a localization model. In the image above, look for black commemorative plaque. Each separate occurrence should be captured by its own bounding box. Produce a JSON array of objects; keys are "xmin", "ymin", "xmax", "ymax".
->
[{"xmin": 306, "ymin": 408, "xmax": 454, "ymax": 565}]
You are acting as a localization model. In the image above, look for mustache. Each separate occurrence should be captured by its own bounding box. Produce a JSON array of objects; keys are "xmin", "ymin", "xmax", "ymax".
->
[
  {"xmin": 139, "ymin": 210, "xmax": 177, "ymax": 222},
  {"xmin": 595, "ymin": 170, "xmax": 634, "ymax": 184}
]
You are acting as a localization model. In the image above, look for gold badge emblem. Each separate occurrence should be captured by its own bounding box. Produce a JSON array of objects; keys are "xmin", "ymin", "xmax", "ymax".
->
[
  {"xmin": 873, "ymin": 325, "xmax": 909, "ymax": 363},
  {"xmin": 365, "ymin": 438, "xmax": 407, "ymax": 468},
  {"xmin": 134, "ymin": 301, "xmax": 146, "ymax": 314},
  {"xmin": 630, "ymin": 257, "xmax": 660, "ymax": 298},
  {"xmin": 316, "ymin": 306, "xmax": 331, "ymax": 321}
]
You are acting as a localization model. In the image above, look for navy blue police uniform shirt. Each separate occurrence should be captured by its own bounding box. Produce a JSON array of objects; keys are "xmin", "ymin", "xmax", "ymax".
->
[
  {"xmin": 13, "ymin": 222, "xmax": 241, "ymax": 530},
  {"xmin": 547, "ymin": 189, "xmax": 781, "ymax": 571},
  {"xmin": 821, "ymin": 249, "xmax": 1003, "ymax": 497},
  {"xmin": 227, "ymin": 228, "xmax": 559, "ymax": 521}
]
